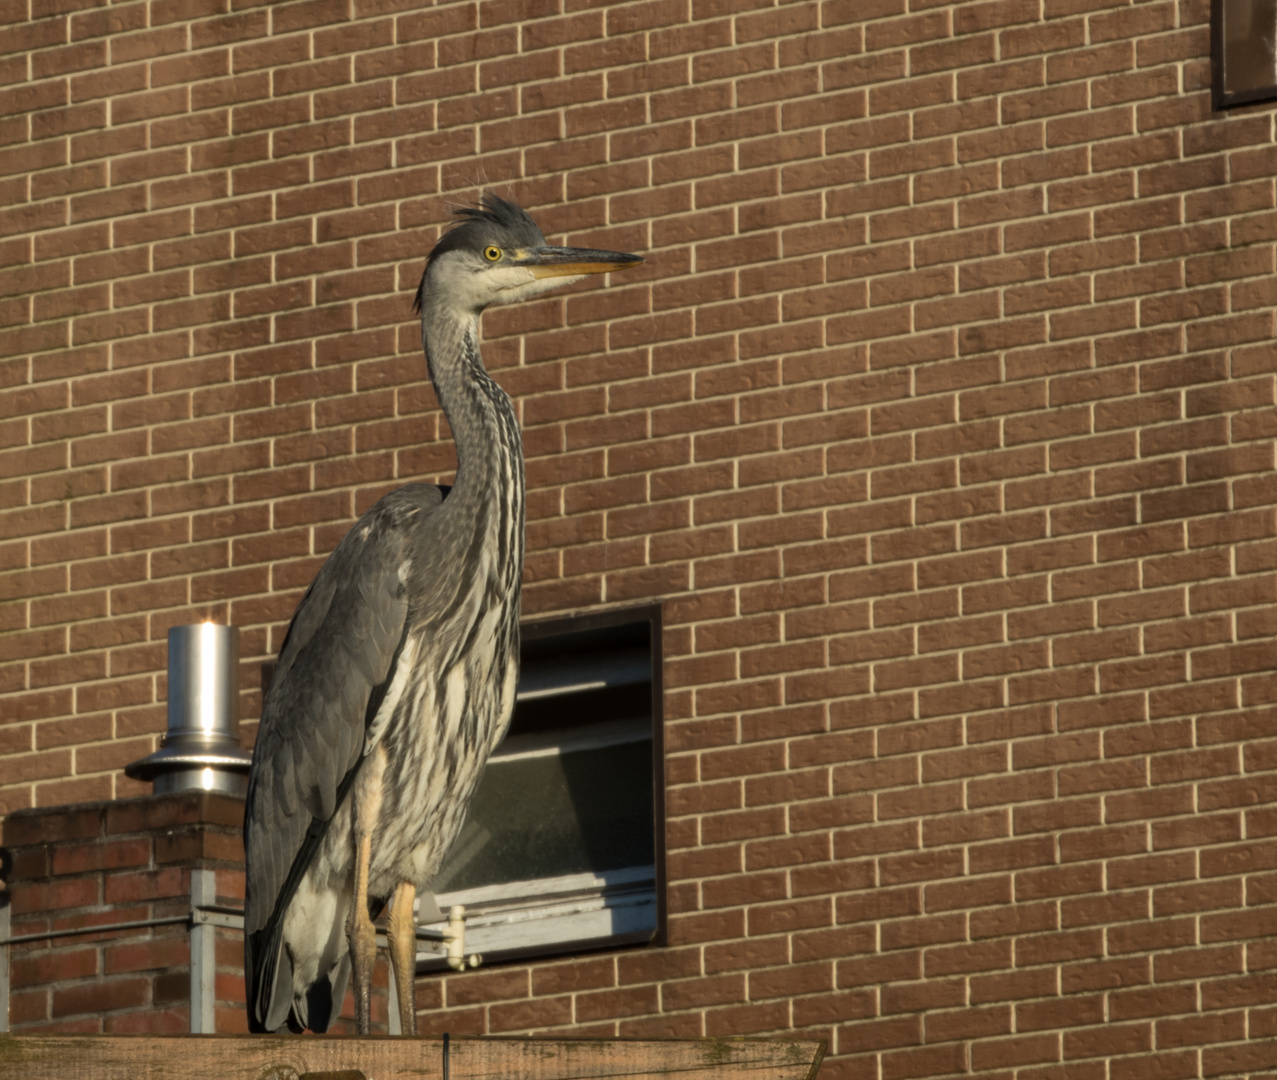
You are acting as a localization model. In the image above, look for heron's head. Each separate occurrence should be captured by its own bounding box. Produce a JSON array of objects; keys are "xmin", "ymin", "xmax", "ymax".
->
[{"xmin": 414, "ymin": 195, "xmax": 642, "ymax": 315}]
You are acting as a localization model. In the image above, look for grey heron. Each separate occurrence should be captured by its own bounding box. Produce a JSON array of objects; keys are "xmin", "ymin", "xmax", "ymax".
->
[{"xmin": 243, "ymin": 195, "xmax": 642, "ymax": 1035}]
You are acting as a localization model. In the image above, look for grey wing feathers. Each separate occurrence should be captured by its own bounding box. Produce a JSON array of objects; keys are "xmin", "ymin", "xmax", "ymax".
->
[{"xmin": 242, "ymin": 484, "xmax": 443, "ymax": 1030}]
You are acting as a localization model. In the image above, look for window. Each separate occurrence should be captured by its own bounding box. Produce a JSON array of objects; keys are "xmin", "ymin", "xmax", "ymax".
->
[
  {"xmin": 1212, "ymin": 0, "xmax": 1277, "ymax": 109},
  {"xmin": 416, "ymin": 605, "xmax": 665, "ymax": 968}
]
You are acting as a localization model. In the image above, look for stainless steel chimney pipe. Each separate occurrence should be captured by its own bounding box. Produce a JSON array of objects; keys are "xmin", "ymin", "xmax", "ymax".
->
[{"xmin": 125, "ymin": 623, "xmax": 253, "ymax": 797}]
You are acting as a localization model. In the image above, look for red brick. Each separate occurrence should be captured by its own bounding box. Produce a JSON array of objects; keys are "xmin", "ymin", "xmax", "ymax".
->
[{"xmin": 10, "ymin": 940, "xmax": 96, "ymax": 990}]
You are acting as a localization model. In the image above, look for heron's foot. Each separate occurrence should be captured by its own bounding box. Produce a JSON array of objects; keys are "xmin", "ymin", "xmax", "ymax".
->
[
  {"xmin": 349, "ymin": 902, "xmax": 377, "ymax": 1035},
  {"xmin": 388, "ymin": 880, "xmax": 418, "ymax": 1036}
]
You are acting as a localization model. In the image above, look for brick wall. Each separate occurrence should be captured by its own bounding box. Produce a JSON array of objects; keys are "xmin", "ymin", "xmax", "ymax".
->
[{"xmin": 4, "ymin": 0, "xmax": 1277, "ymax": 1074}]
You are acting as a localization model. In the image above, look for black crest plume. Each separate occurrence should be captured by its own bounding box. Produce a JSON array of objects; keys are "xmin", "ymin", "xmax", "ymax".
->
[{"xmin": 412, "ymin": 195, "xmax": 547, "ymax": 313}]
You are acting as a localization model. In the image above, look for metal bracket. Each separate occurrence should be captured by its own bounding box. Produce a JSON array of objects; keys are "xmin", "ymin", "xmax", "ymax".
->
[
  {"xmin": 442, "ymin": 905, "xmax": 481, "ymax": 972},
  {"xmin": 189, "ymin": 907, "xmax": 245, "ymax": 931}
]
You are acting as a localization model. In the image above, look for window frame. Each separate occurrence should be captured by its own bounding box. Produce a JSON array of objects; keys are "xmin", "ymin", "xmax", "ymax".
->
[
  {"xmin": 417, "ymin": 602, "xmax": 667, "ymax": 967},
  {"xmin": 1211, "ymin": 0, "xmax": 1277, "ymax": 110}
]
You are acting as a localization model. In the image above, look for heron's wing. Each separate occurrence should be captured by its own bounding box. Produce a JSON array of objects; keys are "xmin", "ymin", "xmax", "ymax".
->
[{"xmin": 242, "ymin": 483, "xmax": 443, "ymax": 1030}]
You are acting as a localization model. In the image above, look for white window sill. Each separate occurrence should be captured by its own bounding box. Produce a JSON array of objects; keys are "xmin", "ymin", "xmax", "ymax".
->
[{"xmin": 415, "ymin": 866, "xmax": 657, "ymax": 969}]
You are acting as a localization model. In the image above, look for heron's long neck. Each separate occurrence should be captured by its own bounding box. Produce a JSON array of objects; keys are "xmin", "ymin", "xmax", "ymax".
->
[{"xmin": 420, "ymin": 298, "xmax": 525, "ymax": 546}]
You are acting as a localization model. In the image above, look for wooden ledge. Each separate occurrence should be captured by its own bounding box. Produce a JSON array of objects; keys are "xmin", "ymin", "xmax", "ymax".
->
[{"xmin": 0, "ymin": 1034, "xmax": 825, "ymax": 1080}]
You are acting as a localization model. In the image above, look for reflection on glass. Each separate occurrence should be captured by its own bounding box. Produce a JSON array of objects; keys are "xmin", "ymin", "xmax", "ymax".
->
[
  {"xmin": 433, "ymin": 736, "xmax": 655, "ymax": 893},
  {"xmin": 1224, "ymin": 0, "xmax": 1277, "ymax": 93}
]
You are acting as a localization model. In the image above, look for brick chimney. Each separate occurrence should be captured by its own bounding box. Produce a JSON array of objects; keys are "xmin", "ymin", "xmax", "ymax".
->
[{"xmin": 0, "ymin": 792, "xmax": 389, "ymax": 1034}]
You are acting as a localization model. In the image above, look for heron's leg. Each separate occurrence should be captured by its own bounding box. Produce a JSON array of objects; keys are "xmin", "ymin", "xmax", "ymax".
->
[
  {"xmin": 348, "ymin": 750, "xmax": 385, "ymax": 1036},
  {"xmin": 348, "ymin": 829, "xmax": 377, "ymax": 1035},
  {"xmin": 387, "ymin": 880, "xmax": 418, "ymax": 1036}
]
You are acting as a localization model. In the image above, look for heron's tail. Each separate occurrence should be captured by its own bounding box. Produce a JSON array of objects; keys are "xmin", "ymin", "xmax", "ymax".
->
[
  {"xmin": 245, "ymin": 920, "xmax": 294, "ymax": 1033},
  {"xmin": 244, "ymin": 760, "xmax": 365, "ymax": 1032}
]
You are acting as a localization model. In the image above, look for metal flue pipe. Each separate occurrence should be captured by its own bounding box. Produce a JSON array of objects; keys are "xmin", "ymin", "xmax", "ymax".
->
[{"xmin": 126, "ymin": 623, "xmax": 252, "ymax": 796}]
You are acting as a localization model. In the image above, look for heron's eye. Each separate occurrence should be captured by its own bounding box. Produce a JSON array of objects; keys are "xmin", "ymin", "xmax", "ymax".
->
[{"xmin": 483, "ymin": 246, "xmax": 502, "ymax": 262}]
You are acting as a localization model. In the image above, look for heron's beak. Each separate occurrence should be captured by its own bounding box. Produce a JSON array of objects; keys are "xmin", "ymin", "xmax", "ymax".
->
[{"xmin": 521, "ymin": 246, "xmax": 644, "ymax": 278}]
